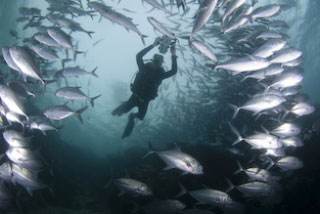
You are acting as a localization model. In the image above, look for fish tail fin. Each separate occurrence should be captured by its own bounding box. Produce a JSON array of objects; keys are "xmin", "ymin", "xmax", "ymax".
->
[
  {"xmin": 89, "ymin": 94, "xmax": 102, "ymax": 107},
  {"xmin": 234, "ymin": 160, "xmax": 244, "ymax": 174},
  {"xmin": 61, "ymin": 58, "xmax": 72, "ymax": 68},
  {"xmin": 142, "ymin": 141, "xmax": 155, "ymax": 159},
  {"xmin": 225, "ymin": 177, "xmax": 235, "ymax": 193},
  {"xmin": 91, "ymin": 66, "xmax": 98, "ymax": 78},
  {"xmin": 281, "ymin": 108, "xmax": 290, "ymax": 121},
  {"xmin": 205, "ymin": 63, "xmax": 216, "ymax": 70},
  {"xmin": 41, "ymin": 80, "xmax": 46, "ymax": 93},
  {"xmin": 31, "ymin": 93, "xmax": 36, "ymax": 102},
  {"xmin": 260, "ymin": 125, "xmax": 270, "ymax": 134},
  {"xmin": 258, "ymin": 82, "xmax": 269, "ymax": 94},
  {"xmin": 72, "ymin": 50, "xmax": 84, "ymax": 61},
  {"xmin": 266, "ymin": 156, "xmax": 275, "ymax": 171},
  {"xmin": 75, "ymin": 106, "xmax": 88, "ymax": 123},
  {"xmin": 86, "ymin": 31, "xmax": 94, "ymax": 38},
  {"xmin": 228, "ymin": 103, "xmax": 240, "ymax": 119},
  {"xmin": 175, "ymin": 183, "xmax": 187, "ymax": 198},
  {"xmin": 240, "ymin": 76, "xmax": 249, "ymax": 82},
  {"xmin": 56, "ymin": 125, "xmax": 64, "ymax": 132},
  {"xmin": 42, "ymin": 79, "xmax": 56, "ymax": 93},
  {"xmin": 141, "ymin": 34, "xmax": 148, "ymax": 46},
  {"xmin": 227, "ymin": 122, "xmax": 243, "ymax": 145}
]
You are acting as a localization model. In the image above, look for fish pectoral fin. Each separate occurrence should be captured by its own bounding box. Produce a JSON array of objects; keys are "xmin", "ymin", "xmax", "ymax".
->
[
  {"xmin": 117, "ymin": 190, "xmax": 125, "ymax": 197},
  {"xmin": 163, "ymin": 165, "xmax": 174, "ymax": 170},
  {"xmin": 181, "ymin": 171, "xmax": 188, "ymax": 176},
  {"xmin": 26, "ymin": 188, "xmax": 33, "ymax": 197}
]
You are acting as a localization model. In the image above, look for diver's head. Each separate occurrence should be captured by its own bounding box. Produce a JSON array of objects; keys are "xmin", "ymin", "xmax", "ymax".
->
[{"xmin": 152, "ymin": 54, "xmax": 164, "ymax": 67}]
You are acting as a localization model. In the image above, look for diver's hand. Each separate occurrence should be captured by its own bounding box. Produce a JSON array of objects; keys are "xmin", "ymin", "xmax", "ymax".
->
[
  {"xmin": 170, "ymin": 44, "xmax": 176, "ymax": 56},
  {"xmin": 153, "ymin": 37, "xmax": 161, "ymax": 46}
]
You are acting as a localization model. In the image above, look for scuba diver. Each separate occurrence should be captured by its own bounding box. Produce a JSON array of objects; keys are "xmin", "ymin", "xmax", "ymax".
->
[{"xmin": 112, "ymin": 37, "xmax": 178, "ymax": 138}]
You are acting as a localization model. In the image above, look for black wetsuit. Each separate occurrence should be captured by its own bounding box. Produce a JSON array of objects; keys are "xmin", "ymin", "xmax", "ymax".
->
[{"xmin": 112, "ymin": 44, "xmax": 177, "ymax": 137}]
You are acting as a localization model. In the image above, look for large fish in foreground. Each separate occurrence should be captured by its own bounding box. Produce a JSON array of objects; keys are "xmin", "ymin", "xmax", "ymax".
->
[
  {"xmin": 88, "ymin": 1, "xmax": 147, "ymax": 45},
  {"xmin": 9, "ymin": 46, "xmax": 47, "ymax": 91},
  {"xmin": 144, "ymin": 142, "xmax": 203, "ymax": 175},
  {"xmin": 191, "ymin": 0, "xmax": 218, "ymax": 38},
  {"xmin": 0, "ymin": 84, "xmax": 28, "ymax": 121}
]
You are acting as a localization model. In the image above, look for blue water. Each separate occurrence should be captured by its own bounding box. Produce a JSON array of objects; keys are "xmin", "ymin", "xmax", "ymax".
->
[{"xmin": 0, "ymin": 0, "xmax": 320, "ymax": 213}]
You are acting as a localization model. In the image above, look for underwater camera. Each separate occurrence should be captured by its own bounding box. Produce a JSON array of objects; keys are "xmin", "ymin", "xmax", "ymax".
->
[{"xmin": 158, "ymin": 35, "xmax": 176, "ymax": 54}]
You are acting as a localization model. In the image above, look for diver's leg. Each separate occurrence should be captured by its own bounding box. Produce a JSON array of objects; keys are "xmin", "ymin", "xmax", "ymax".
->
[
  {"xmin": 112, "ymin": 94, "xmax": 137, "ymax": 116},
  {"xmin": 136, "ymin": 100, "xmax": 149, "ymax": 120},
  {"xmin": 121, "ymin": 98, "xmax": 149, "ymax": 138}
]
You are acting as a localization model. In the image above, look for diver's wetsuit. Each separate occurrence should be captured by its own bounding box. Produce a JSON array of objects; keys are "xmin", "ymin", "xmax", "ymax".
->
[{"xmin": 112, "ymin": 44, "xmax": 177, "ymax": 137}]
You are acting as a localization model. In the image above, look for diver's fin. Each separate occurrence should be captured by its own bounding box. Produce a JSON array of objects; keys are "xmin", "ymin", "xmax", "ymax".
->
[{"xmin": 122, "ymin": 113, "xmax": 135, "ymax": 138}]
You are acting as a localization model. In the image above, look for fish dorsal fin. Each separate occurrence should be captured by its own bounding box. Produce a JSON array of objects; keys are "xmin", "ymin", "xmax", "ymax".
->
[
  {"xmin": 124, "ymin": 168, "xmax": 130, "ymax": 178},
  {"xmin": 202, "ymin": 184, "xmax": 211, "ymax": 190},
  {"xmin": 173, "ymin": 143, "xmax": 181, "ymax": 152}
]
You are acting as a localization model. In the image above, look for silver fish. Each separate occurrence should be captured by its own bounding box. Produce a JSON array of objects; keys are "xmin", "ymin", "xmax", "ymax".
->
[
  {"xmin": 270, "ymin": 122, "xmax": 301, "ymax": 138},
  {"xmin": 236, "ymin": 181, "xmax": 272, "ymax": 197},
  {"xmin": 289, "ymin": 102, "xmax": 314, "ymax": 117},
  {"xmin": 0, "ymin": 162, "xmax": 13, "ymax": 183},
  {"xmin": 270, "ymin": 47, "xmax": 302, "ymax": 64},
  {"xmin": 234, "ymin": 161, "xmax": 271, "ymax": 182},
  {"xmin": 9, "ymin": 46, "xmax": 45, "ymax": 91},
  {"xmin": 144, "ymin": 142, "xmax": 203, "ymax": 175},
  {"xmin": 228, "ymin": 123, "xmax": 282, "ymax": 149},
  {"xmin": 280, "ymin": 136, "xmax": 303, "ymax": 148},
  {"xmin": 0, "ymin": 84, "xmax": 28, "ymax": 120},
  {"xmin": 88, "ymin": 2, "xmax": 147, "ymax": 45},
  {"xmin": 47, "ymin": 27, "xmax": 73, "ymax": 49},
  {"xmin": 44, "ymin": 103, "xmax": 88, "ymax": 123},
  {"xmin": 34, "ymin": 33, "xmax": 61, "ymax": 48},
  {"xmin": 114, "ymin": 178, "xmax": 152, "ymax": 196},
  {"xmin": 143, "ymin": 0, "xmax": 172, "ymax": 14},
  {"xmin": 11, "ymin": 163, "xmax": 51, "ymax": 196},
  {"xmin": 189, "ymin": 39, "xmax": 217, "ymax": 62},
  {"xmin": 147, "ymin": 17, "xmax": 176, "ymax": 39},
  {"xmin": 178, "ymin": 184, "xmax": 233, "ymax": 207},
  {"xmin": 229, "ymin": 94, "xmax": 286, "ymax": 118},
  {"xmin": 269, "ymin": 156, "xmax": 303, "ymax": 171},
  {"xmin": 6, "ymin": 147, "xmax": 44, "ymax": 170},
  {"xmin": 55, "ymin": 87, "xmax": 101, "ymax": 107},
  {"xmin": 253, "ymin": 39, "xmax": 287, "ymax": 58},
  {"xmin": 266, "ymin": 69, "xmax": 303, "ymax": 91},
  {"xmin": 250, "ymin": 4, "xmax": 281, "ymax": 22},
  {"xmin": 214, "ymin": 55, "xmax": 270, "ymax": 75},
  {"xmin": 3, "ymin": 130, "xmax": 31, "ymax": 148},
  {"xmin": 222, "ymin": 0, "xmax": 247, "ymax": 27},
  {"xmin": 1, "ymin": 47, "xmax": 20, "ymax": 72},
  {"xmin": 191, "ymin": 0, "xmax": 218, "ymax": 38},
  {"xmin": 26, "ymin": 41, "xmax": 60, "ymax": 61},
  {"xmin": 55, "ymin": 67, "xmax": 98, "ymax": 78}
]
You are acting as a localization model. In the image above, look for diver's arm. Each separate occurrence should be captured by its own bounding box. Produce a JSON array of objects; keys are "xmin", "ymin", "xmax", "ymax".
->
[
  {"xmin": 162, "ymin": 55, "xmax": 177, "ymax": 79},
  {"xmin": 136, "ymin": 45, "xmax": 155, "ymax": 69},
  {"xmin": 136, "ymin": 38, "xmax": 162, "ymax": 69}
]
